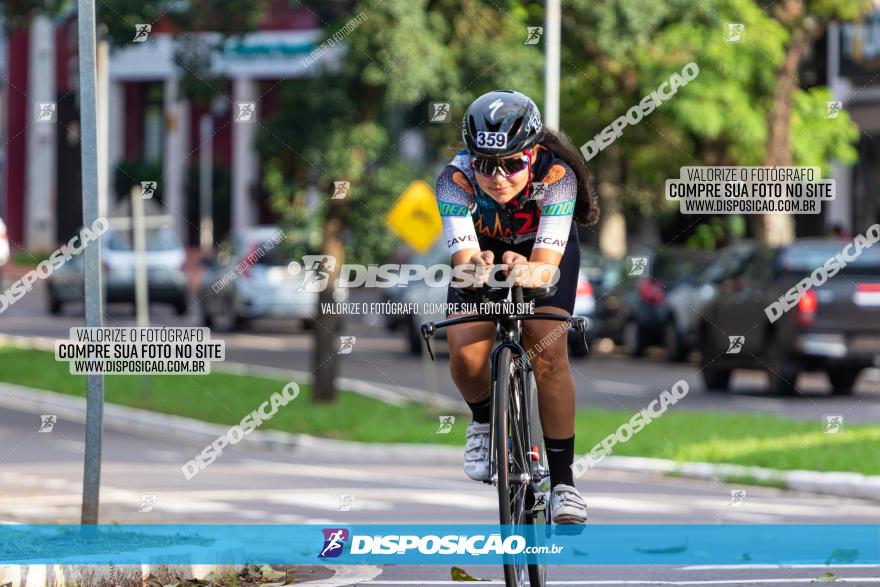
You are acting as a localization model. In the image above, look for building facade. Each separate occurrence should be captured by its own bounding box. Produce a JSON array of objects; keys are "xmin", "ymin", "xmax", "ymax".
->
[{"xmin": 2, "ymin": 4, "xmax": 336, "ymax": 251}]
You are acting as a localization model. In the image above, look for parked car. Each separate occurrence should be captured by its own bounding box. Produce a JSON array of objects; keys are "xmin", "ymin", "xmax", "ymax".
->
[
  {"xmin": 0, "ymin": 217, "xmax": 9, "ymax": 286},
  {"xmin": 402, "ymin": 244, "xmax": 452, "ymax": 354},
  {"xmin": 699, "ymin": 238, "xmax": 880, "ymax": 395},
  {"xmin": 200, "ymin": 226, "xmax": 345, "ymax": 331},
  {"xmin": 380, "ymin": 244, "xmax": 418, "ymax": 333},
  {"xmin": 568, "ymin": 246, "xmax": 612, "ymax": 357},
  {"xmin": 664, "ymin": 241, "xmax": 757, "ymax": 361},
  {"xmin": 602, "ymin": 246, "xmax": 716, "ymax": 356},
  {"xmin": 47, "ymin": 225, "xmax": 188, "ymax": 315}
]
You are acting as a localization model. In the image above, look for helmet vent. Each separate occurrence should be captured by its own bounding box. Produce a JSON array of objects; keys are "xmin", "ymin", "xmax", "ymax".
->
[{"xmin": 508, "ymin": 116, "xmax": 523, "ymax": 141}]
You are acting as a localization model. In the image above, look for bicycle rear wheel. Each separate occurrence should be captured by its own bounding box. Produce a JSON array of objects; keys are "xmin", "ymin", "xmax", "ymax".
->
[
  {"xmin": 493, "ymin": 347, "xmax": 534, "ymax": 587},
  {"xmin": 524, "ymin": 370, "xmax": 548, "ymax": 587}
]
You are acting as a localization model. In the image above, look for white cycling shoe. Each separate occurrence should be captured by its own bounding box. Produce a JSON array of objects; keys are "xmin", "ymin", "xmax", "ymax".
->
[
  {"xmin": 463, "ymin": 421, "xmax": 491, "ymax": 481},
  {"xmin": 550, "ymin": 483, "xmax": 588, "ymax": 524}
]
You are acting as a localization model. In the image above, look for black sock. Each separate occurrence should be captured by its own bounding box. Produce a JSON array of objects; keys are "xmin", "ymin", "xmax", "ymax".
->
[
  {"xmin": 545, "ymin": 436, "xmax": 575, "ymax": 488},
  {"xmin": 466, "ymin": 397, "xmax": 492, "ymax": 424}
]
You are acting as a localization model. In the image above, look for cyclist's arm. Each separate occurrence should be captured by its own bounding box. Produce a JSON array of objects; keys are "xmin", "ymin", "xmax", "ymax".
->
[
  {"xmin": 437, "ymin": 166, "xmax": 481, "ymax": 266},
  {"xmin": 524, "ymin": 162, "xmax": 577, "ymax": 285}
]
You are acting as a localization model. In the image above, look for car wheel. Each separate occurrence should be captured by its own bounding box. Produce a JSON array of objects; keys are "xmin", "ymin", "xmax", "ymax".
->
[
  {"xmin": 48, "ymin": 292, "xmax": 63, "ymax": 316},
  {"xmin": 407, "ymin": 316, "xmax": 423, "ymax": 355},
  {"xmin": 202, "ymin": 303, "xmax": 215, "ymax": 328},
  {"xmin": 699, "ymin": 329, "xmax": 731, "ymax": 391},
  {"xmin": 622, "ymin": 320, "xmax": 645, "ymax": 357},
  {"xmin": 766, "ymin": 338, "xmax": 799, "ymax": 396},
  {"xmin": 174, "ymin": 298, "xmax": 188, "ymax": 317},
  {"xmin": 211, "ymin": 300, "xmax": 241, "ymax": 332},
  {"xmin": 827, "ymin": 368, "xmax": 861, "ymax": 396},
  {"xmin": 663, "ymin": 320, "xmax": 687, "ymax": 362}
]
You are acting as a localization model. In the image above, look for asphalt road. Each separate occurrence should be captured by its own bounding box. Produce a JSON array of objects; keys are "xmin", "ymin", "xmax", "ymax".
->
[
  {"xmin": 2, "ymin": 280, "xmax": 880, "ymax": 423},
  {"xmin": 1, "ymin": 405, "xmax": 879, "ymax": 585},
  {"xmin": 3, "ymin": 278, "xmax": 880, "ymax": 584}
]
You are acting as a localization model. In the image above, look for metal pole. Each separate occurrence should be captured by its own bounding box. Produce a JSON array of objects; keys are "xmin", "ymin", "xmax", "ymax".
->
[
  {"xmin": 97, "ymin": 37, "xmax": 109, "ymax": 218},
  {"xmin": 199, "ymin": 114, "xmax": 214, "ymax": 254},
  {"xmin": 544, "ymin": 0, "xmax": 561, "ymax": 130},
  {"xmin": 132, "ymin": 186, "xmax": 149, "ymax": 326},
  {"xmin": 77, "ymin": 0, "xmax": 105, "ymax": 525}
]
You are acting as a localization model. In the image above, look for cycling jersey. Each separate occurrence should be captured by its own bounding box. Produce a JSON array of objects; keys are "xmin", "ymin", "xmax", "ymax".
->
[{"xmin": 436, "ymin": 145, "xmax": 577, "ymax": 255}]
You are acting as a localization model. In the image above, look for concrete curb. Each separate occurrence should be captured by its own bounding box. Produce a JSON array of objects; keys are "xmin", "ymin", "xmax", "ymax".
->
[
  {"xmin": 0, "ymin": 539, "xmax": 241, "ymax": 587},
  {"xmin": 594, "ymin": 456, "xmax": 880, "ymax": 502}
]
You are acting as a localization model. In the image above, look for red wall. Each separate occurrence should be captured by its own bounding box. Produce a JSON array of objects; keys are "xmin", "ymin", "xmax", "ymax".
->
[{"xmin": 4, "ymin": 29, "xmax": 29, "ymax": 248}]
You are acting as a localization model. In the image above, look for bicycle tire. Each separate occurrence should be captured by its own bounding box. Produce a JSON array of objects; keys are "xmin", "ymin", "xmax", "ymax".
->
[
  {"xmin": 523, "ymin": 371, "xmax": 548, "ymax": 587},
  {"xmin": 494, "ymin": 347, "xmax": 532, "ymax": 587}
]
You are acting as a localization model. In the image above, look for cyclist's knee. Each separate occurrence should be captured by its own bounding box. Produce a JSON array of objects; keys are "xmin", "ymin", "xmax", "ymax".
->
[
  {"xmin": 531, "ymin": 347, "xmax": 569, "ymax": 379},
  {"xmin": 447, "ymin": 323, "xmax": 494, "ymax": 381}
]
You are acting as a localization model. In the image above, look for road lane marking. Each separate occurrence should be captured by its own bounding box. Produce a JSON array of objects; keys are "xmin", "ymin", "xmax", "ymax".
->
[
  {"xmin": 297, "ymin": 565, "xmax": 383, "ymax": 586},
  {"xmin": 592, "ymin": 380, "xmax": 646, "ymax": 396}
]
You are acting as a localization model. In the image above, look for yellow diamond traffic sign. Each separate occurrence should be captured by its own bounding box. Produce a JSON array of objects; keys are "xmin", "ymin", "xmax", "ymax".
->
[{"xmin": 385, "ymin": 180, "xmax": 442, "ymax": 253}]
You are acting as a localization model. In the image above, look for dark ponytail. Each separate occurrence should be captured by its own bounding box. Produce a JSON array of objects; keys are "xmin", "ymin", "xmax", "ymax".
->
[{"xmin": 539, "ymin": 129, "xmax": 600, "ymax": 226}]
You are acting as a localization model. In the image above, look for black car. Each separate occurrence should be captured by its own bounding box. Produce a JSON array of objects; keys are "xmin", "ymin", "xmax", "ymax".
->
[
  {"xmin": 699, "ymin": 238, "xmax": 880, "ymax": 395},
  {"xmin": 663, "ymin": 241, "xmax": 757, "ymax": 361},
  {"xmin": 601, "ymin": 247, "xmax": 715, "ymax": 356}
]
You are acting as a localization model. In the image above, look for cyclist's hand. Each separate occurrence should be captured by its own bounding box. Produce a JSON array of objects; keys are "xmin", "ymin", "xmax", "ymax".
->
[
  {"xmin": 470, "ymin": 250, "xmax": 494, "ymax": 266},
  {"xmin": 501, "ymin": 251, "xmax": 530, "ymax": 286},
  {"xmin": 462, "ymin": 250, "xmax": 494, "ymax": 288}
]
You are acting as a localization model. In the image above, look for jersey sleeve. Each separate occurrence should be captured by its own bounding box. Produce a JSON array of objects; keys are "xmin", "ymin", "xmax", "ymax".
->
[
  {"xmin": 533, "ymin": 161, "xmax": 576, "ymax": 253},
  {"xmin": 436, "ymin": 165, "xmax": 480, "ymax": 254}
]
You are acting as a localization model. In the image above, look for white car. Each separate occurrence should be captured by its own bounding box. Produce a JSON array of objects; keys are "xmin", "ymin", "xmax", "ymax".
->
[
  {"xmin": 46, "ymin": 226, "xmax": 189, "ymax": 315},
  {"xmin": 200, "ymin": 226, "xmax": 346, "ymax": 331}
]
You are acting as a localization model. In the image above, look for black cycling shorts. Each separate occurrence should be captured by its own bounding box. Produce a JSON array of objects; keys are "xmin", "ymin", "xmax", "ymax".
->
[{"xmin": 446, "ymin": 228, "xmax": 580, "ymax": 315}]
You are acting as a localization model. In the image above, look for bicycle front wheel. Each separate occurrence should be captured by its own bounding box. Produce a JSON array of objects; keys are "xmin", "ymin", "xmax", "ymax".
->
[{"xmin": 493, "ymin": 347, "xmax": 531, "ymax": 587}]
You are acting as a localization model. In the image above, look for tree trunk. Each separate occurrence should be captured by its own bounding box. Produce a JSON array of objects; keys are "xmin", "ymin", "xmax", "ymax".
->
[
  {"xmin": 598, "ymin": 145, "xmax": 626, "ymax": 260},
  {"xmin": 752, "ymin": 16, "xmax": 825, "ymax": 246},
  {"xmin": 311, "ymin": 195, "xmax": 347, "ymax": 403}
]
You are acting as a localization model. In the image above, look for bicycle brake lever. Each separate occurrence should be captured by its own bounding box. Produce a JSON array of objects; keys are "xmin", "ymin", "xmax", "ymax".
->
[
  {"xmin": 571, "ymin": 317, "xmax": 590, "ymax": 355},
  {"xmin": 420, "ymin": 323, "xmax": 436, "ymax": 361}
]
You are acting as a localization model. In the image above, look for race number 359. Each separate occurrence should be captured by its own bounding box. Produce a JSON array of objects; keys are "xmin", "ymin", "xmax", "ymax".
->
[{"xmin": 476, "ymin": 131, "xmax": 507, "ymax": 149}]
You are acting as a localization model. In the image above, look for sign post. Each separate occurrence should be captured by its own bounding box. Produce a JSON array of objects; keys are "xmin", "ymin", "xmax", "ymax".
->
[{"xmin": 77, "ymin": 0, "xmax": 105, "ymax": 525}]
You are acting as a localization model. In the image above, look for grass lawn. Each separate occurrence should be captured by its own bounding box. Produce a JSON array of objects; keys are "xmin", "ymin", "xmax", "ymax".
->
[{"xmin": 2, "ymin": 345, "xmax": 879, "ymax": 475}]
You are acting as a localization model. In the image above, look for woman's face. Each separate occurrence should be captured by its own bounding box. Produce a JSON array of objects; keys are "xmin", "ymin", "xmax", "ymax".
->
[{"xmin": 472, "ymin": 151, "xmax": 530, "ymax": 204}]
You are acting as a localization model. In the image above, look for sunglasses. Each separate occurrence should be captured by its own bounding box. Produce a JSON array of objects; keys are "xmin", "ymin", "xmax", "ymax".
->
[{"xmin": 472, "ymin": 153, "xmax": 530, "ymax": 178}]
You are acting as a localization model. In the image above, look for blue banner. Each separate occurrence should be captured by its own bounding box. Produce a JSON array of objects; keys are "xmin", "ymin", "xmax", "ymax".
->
[{"xmin": 0, "ymin": 524, "xmax": 876, "ymax": 565}]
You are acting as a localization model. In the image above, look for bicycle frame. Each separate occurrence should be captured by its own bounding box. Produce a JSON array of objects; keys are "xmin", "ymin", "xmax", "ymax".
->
[{"xmin": 420, "ymin": 287, "xmax": 590, "ymax": 488}]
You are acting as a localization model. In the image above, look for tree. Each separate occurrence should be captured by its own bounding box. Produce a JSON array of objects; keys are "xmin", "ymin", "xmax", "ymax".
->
[
  {"xmin": 261, "ymin": 0, "xmax": 542, "ymax": 402},
  {"xmin": 754, "ymin": 0, "xmax": 871, "ymax": 244},
  {"xmin": 559, "ymin": 0, "xmax": 862, "ymax": 249}
]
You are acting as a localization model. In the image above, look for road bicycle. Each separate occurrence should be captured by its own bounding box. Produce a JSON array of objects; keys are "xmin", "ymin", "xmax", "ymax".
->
[{"xmin": 421, "ymin": 284, "xmax": 590, "ymax": 587}]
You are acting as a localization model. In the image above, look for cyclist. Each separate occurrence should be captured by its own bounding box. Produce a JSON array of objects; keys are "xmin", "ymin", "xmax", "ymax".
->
[{"xmin": 435, "ymin": 90, "xmax": 599, "ymax": 524}]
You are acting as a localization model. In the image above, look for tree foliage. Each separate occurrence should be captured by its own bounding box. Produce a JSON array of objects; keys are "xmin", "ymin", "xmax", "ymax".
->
[
  {"xmin": 559, "ymin": 0, "xmax": 863, "ymax": 223},
  {"xmin": 260, "ymin": 0, "xmax": 542, "ymax": 265}
]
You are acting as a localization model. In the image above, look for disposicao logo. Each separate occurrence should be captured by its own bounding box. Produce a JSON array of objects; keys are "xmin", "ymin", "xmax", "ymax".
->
[{"xmin": 319, "ymin": 528, "xmax": 349, "ymax": 558}]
